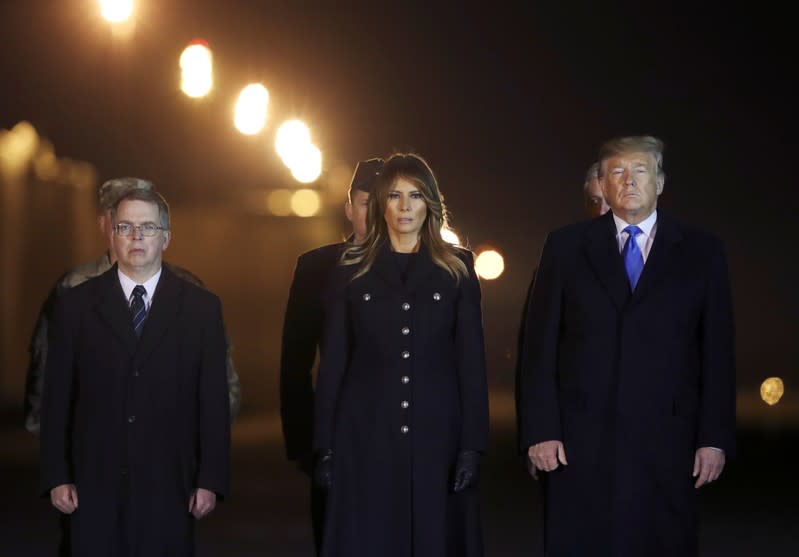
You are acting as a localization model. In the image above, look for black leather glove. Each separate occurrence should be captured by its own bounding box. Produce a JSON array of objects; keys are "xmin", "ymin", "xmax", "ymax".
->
[
  {"xmin": 313, "ymin": 449, "xmax": 334, "ymax": 490},
  {"xmin": 452, "ymin": 450, "xmax": 481, "ymax": 493}
]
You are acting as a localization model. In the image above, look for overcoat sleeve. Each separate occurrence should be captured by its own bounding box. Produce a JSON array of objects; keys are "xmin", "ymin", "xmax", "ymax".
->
[
  {"xmin": 196, "ymin": 296, "xmax": 231, "ymax": 498},
  {"xmin": 454, "ymin": 252, "xmax": 489, "ymax": 452},
  {"xmin": 312, "ymin": 267, "xmax": 351, "ymax": 452},
  {"xmin": 39, "ymin": 293, "xmax": 76, "ymax": 494},
  {"xmin": 697, "ymin": 241, "xmax": 736, "ymax": 456},
  {"xmin": 519, "ymin": 233, "xmax": 564, "ymax": 449},
  {"xmin": 279, "ymin": 255, "xmax": 320, "ymax": 460}
]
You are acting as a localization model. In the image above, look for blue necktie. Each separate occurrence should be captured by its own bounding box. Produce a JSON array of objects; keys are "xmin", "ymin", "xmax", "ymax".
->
[
  {"xmin": 621, "ymin": 225, "xmax": 644, "ymax": 291},
  {"xmin": 130, "ymin": 285, "xmax": 147, "ymax": 338}
]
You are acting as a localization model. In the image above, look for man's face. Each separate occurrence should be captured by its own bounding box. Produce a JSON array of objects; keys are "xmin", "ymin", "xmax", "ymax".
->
[
  {"xmin": 345, "ymin": 189, "xmax": 370, "ymax": 243},
  {"xmin": 112, "ymin": 199, "xmax": 170, "ymax": 278},
  {"xmin": 584, "ymin": 176, "xmax": 610, "ymax": 218},
  {"xmin": 600, "ymin": 152, "xmax": 663, "ymax": 223}
]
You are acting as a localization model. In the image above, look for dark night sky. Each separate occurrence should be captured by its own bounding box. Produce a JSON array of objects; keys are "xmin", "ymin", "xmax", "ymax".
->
[{"xmin": 2, "ymin": 1, "xmax": 796, "ymax": 392}]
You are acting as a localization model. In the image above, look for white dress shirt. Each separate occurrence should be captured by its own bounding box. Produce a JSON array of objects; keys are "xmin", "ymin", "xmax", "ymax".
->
[
  {"xmin": 612, "ymin": 210, "xmax": 658, "ymax": 261},
  {"xmin": 118, "ymin": 267, "xmax": 162, "ymax": 310}
]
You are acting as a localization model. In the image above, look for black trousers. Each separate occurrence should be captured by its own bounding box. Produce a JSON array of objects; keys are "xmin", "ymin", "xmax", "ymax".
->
[{"xmin": 311, "ymin": 482, "xmax": 327, "ymax": 555}]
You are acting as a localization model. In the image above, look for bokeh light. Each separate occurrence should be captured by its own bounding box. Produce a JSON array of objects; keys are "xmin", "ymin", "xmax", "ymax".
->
[
  {"xmin": 474, "ymin": 249, "xmax": 505, "ymax": 280},
  {"xmin": 291, "ymin": 189, "xmax": 321, "ymax": 217},
  {"xmin": 441, "ymin": 227, "xmax": 460, "ymax": 246},
  {"xmin": 234, "ymin": 84, "xmax": 269, "ymax": 135},
  {"xmin": 289, "ymin": 143, "xmax": 322, "ymax": 184},
  {"xmin": 180, "ymin": 41, "xmax": 213, "ymax": 98},
  {"xmin": 760, "ymin": 377, "xmax": 785, "ymax": 406},
  {"xmin": 275, "ymin": 120, "xmax": 311, "ymax": 167},
  {"xmin": 266, "ymin": 189, "xmax": 293, "ymax": 217},
  {"xmin": 99, "ymin": 0, "xmax": 133, "ymax": 23}
]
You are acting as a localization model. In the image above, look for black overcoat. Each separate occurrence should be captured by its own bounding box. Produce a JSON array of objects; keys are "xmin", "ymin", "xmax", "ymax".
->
[
  {"xmin": 313, "ymin": 244, "xmax": 489, "ymax": 557},
  {"xmin": 519, "ymin": 211, "xmax": 736, "ymax": 557},
  {"xmin": 280, "ymin": 242, "xmax": 346, "ymax": 462},
  {"xmin": 40, "ymin": 265, "xmax": 231, "ymax": 557}
]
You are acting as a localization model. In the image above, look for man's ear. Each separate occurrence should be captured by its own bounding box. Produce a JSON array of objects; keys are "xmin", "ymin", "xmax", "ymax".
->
[{"xmin": 344, "ymin": 201, "xmax": 353, "ymax": 222}]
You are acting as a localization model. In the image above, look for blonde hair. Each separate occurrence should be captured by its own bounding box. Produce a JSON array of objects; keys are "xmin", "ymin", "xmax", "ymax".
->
[
  {"xmin": 341, "ymin": 153, "xmax": 469, "ymax": 282},
  {"xmin": 598, "ymin": 135, "xmax": 665, "ymax": 184}
]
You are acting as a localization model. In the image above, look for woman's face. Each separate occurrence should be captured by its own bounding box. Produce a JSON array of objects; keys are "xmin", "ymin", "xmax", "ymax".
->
[{"xmin": 384, "ymin": 177, "xmax": 428, "ymax": 240}]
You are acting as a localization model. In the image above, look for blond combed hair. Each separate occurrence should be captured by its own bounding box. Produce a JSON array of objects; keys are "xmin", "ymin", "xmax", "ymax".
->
[{"xmin": 341, "ymin": 153, "xmax": 469, "ymax": 282}]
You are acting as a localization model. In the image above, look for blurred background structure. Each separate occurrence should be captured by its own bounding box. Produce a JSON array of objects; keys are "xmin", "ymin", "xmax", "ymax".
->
[{"xmin": 0, "ymin": 1, "xmax": 797, "ymax": 555}]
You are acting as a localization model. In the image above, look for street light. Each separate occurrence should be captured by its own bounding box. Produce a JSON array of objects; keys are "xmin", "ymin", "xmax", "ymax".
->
[
  {"xmin": 440, "ymin": 227, "xmax": 460, "ymax": 246},
  {"xmin": 291, "ymin": 189, "xmax": 321, "ymax": 217},
  {"xmin": 234, "ymin": 84, "xmax": 269, "ymax": 135},
  {"xmin": 180, "ymin": 40, "xmax": 213, "ymax": 98},
  {"xmin": 275, "ymin": 120, "xmax": 311, "ymax": 168},
  {"xmin": 474, "ymin": 249, "xmax": 505, "ymax": 280},
  {"xmin": 289, "ymin": 143, "xmax": 322, "ymax": 184},
  {"xmin": 99, "ymin": 0, "xmax": 133, "ymax": 23}
]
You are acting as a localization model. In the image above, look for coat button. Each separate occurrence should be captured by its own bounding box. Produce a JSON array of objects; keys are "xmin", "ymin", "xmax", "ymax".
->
[
  {"xmin": 133, "ymin": 369, "xmax": 140, "ymax": 377},
  {"xmin": 401, "ymin": 327, "xmax": 410, "ymax": 335},
  {"xmin": 401, "ymin": 425, "xmax": 409, "ymax": 434},
  {"xmin": 433, "ymin": 292, "xmax": 441, "ymax": 301},
  {"xmin": 402, "ymin": 302, "xmax": 411, "ymax": 311},
  {"xmin": 127, "ymin": 415, "xmax": 136, "ymax": 424},
  {"xmin": 401, "ymin": 400, "xmax": 409, "ymax": 409},
  {"xmin": 401, "ymin": 351, "xmax": 410, "ymax": 359},
  {"xmin": 362, "ymin": 293, "xmax": 371, "ymax": 301},
  {"xmin": 401, "ymin": 376, "xmax": 410, "ymax": 384}
]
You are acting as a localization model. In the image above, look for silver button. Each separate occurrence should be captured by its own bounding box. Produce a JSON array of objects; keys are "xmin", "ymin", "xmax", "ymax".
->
[
  {"xmin": 401, "ymin": 327, "xmax": 410, "ymax": 335},
  {"xmin": 402, "ymin": 302, "xmax": 411, "ymax": 311},
  {"xmin": 127, "ymin": 415, "xmax": 136, "ymax": 424},
  {"xmin": 433, "ymin": 292, "xmax": 441, "ymax": 301},
  {"xmin": 401, "ymin": 400, "xmax": 409, "ymax": 409},
  {"xmin": 401, "ymin": 425, "xmax": 409, "ymax": 434},
  {"xmin": 133, "ymin": 369, "xmax": 140, "ymax": 377},
  {"xmin": 362, "ymin": 293, "xmax": 371, "ymax": 301},
  {"xmin": 402, "ymin": 351, "xmax": 410, "ymax": 359},
  {"xmin": 401, "ymin": 375, "xmax": 410, "ymax": 384}
]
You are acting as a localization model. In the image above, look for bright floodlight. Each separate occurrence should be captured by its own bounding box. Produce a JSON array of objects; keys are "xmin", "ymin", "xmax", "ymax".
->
[
  {"xmin": 180, "ymin": 41, "xmax": 213, "ymax": 98},
  {"xmin": 100, "ymin": 0, "xmax": 133, "ymax": 23},
  {"xmin": 289, "ymin": 143, "xmax": 322, "ymax": 183},
  {"xmin": 760, "ymin": 377, "xmax": 785, "ymax": 406},
  {"xmin": 474, "ymin": 249, "xmax": 505, "ymax": 280},
  {"xmin": 275, "ymin": 120, "xmax": 311, "ymax": 167},
  {"xmin": 234, "ymin": 84, "xmax": 269, "ymax": 135},
  {"xmin": 291, "ymin": 189, "xmax": 321, "ymax": 217},
  {"xmin": 440, "ymin": 227, "xmax": 460, "ymax": 246}
]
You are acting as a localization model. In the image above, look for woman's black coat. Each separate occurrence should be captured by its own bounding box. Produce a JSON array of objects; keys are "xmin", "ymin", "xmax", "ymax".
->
[{"xmin": 313, "ymin": 243, "xmax": 489, "ymax": 557}]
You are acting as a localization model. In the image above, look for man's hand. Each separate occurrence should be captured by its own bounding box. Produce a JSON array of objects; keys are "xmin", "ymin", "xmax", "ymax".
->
[
  {"xmin": 527, "ymin": 440, "xmax": 567, "ymax": 474},
  {"xmin": 50, "ymin": 484, "xmax": 78, "ymax": 514},
  {"xmin": 693, "ymin": 447, "xmax": 725, "ymax": 488},
  {"xmin": 188, "ymin": 488, "xmax": 217, "ymax": 519}
]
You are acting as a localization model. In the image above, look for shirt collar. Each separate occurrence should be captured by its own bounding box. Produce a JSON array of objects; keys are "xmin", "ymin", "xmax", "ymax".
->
[
  {"xmin": 118, "ymin": 267, "xmax": 162, "ymax": 303},
  {"xmin": 612, "ymin": 209, "xmax": 658, "ymax": 238}
]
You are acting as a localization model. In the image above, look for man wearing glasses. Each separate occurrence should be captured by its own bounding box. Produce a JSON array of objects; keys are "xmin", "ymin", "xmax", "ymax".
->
[
  {"xmin": 40, "ymin": 187, "xmax": 231, "ymax": 556},
  {"xmin": 24, "ymin": 178, "xmax": 241, "ymax": 436}
]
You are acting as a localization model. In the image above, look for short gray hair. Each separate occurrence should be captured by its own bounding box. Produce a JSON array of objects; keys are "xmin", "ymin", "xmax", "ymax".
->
[
  {"xmin": 583, "ymin": 162, "xmax": 599, "ymax": 191},
  {"xmin": 111, "ymin": 187, "xmax": 170, "ymax": 230}
]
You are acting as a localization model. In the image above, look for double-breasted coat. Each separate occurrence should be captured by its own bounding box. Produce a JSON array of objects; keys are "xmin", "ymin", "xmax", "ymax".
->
[
  {"xmin": 313, "ymin": 243, "xmax": 489, "ymax": 557},
  {"xmin": 519, "ymin": 211, "xmax": 736, "ymax": 557},
  {"xmin": 40, "ymin": 265, "xmax": 231, "ymax": 557}
]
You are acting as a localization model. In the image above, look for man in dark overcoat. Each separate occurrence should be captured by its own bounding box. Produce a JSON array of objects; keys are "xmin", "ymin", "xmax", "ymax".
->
[
  {"xmin": 519, "ymin": 136, "xmax": 736, "ymax": 556},
  {"xmin": 279, "ymin": 158, "xmax": 382, "ymax": 553},
  {"xmin": 40, "ymin": 188, "xmax": 230, "ymax": 557}
]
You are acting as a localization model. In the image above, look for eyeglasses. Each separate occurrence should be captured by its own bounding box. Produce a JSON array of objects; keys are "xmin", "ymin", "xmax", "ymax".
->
[{"xmin": 113, "ymin": 222, "xmax": 165, "ymax": 237}]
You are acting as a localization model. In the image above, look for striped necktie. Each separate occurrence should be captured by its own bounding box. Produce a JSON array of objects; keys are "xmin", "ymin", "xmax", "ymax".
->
[{"xmin": 130, "ymin": 285, "xmax": 147, "ymax": 338}]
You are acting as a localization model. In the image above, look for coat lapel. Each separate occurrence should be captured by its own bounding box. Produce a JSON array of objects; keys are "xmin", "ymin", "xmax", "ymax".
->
[
  {"xmin": 630, "ymin": 210, "xmax": 683, "ymax": 306},
  {"xmin": 583, "ymin": 212, "xmax": 630, "ymax": 310},
  {"xmin": 135, "ymin": 266, "xmax": 183, "ymax": 365},
  {"xmin": 95, "ymin": 265, "xmax": 138, "ymax": 356}
]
